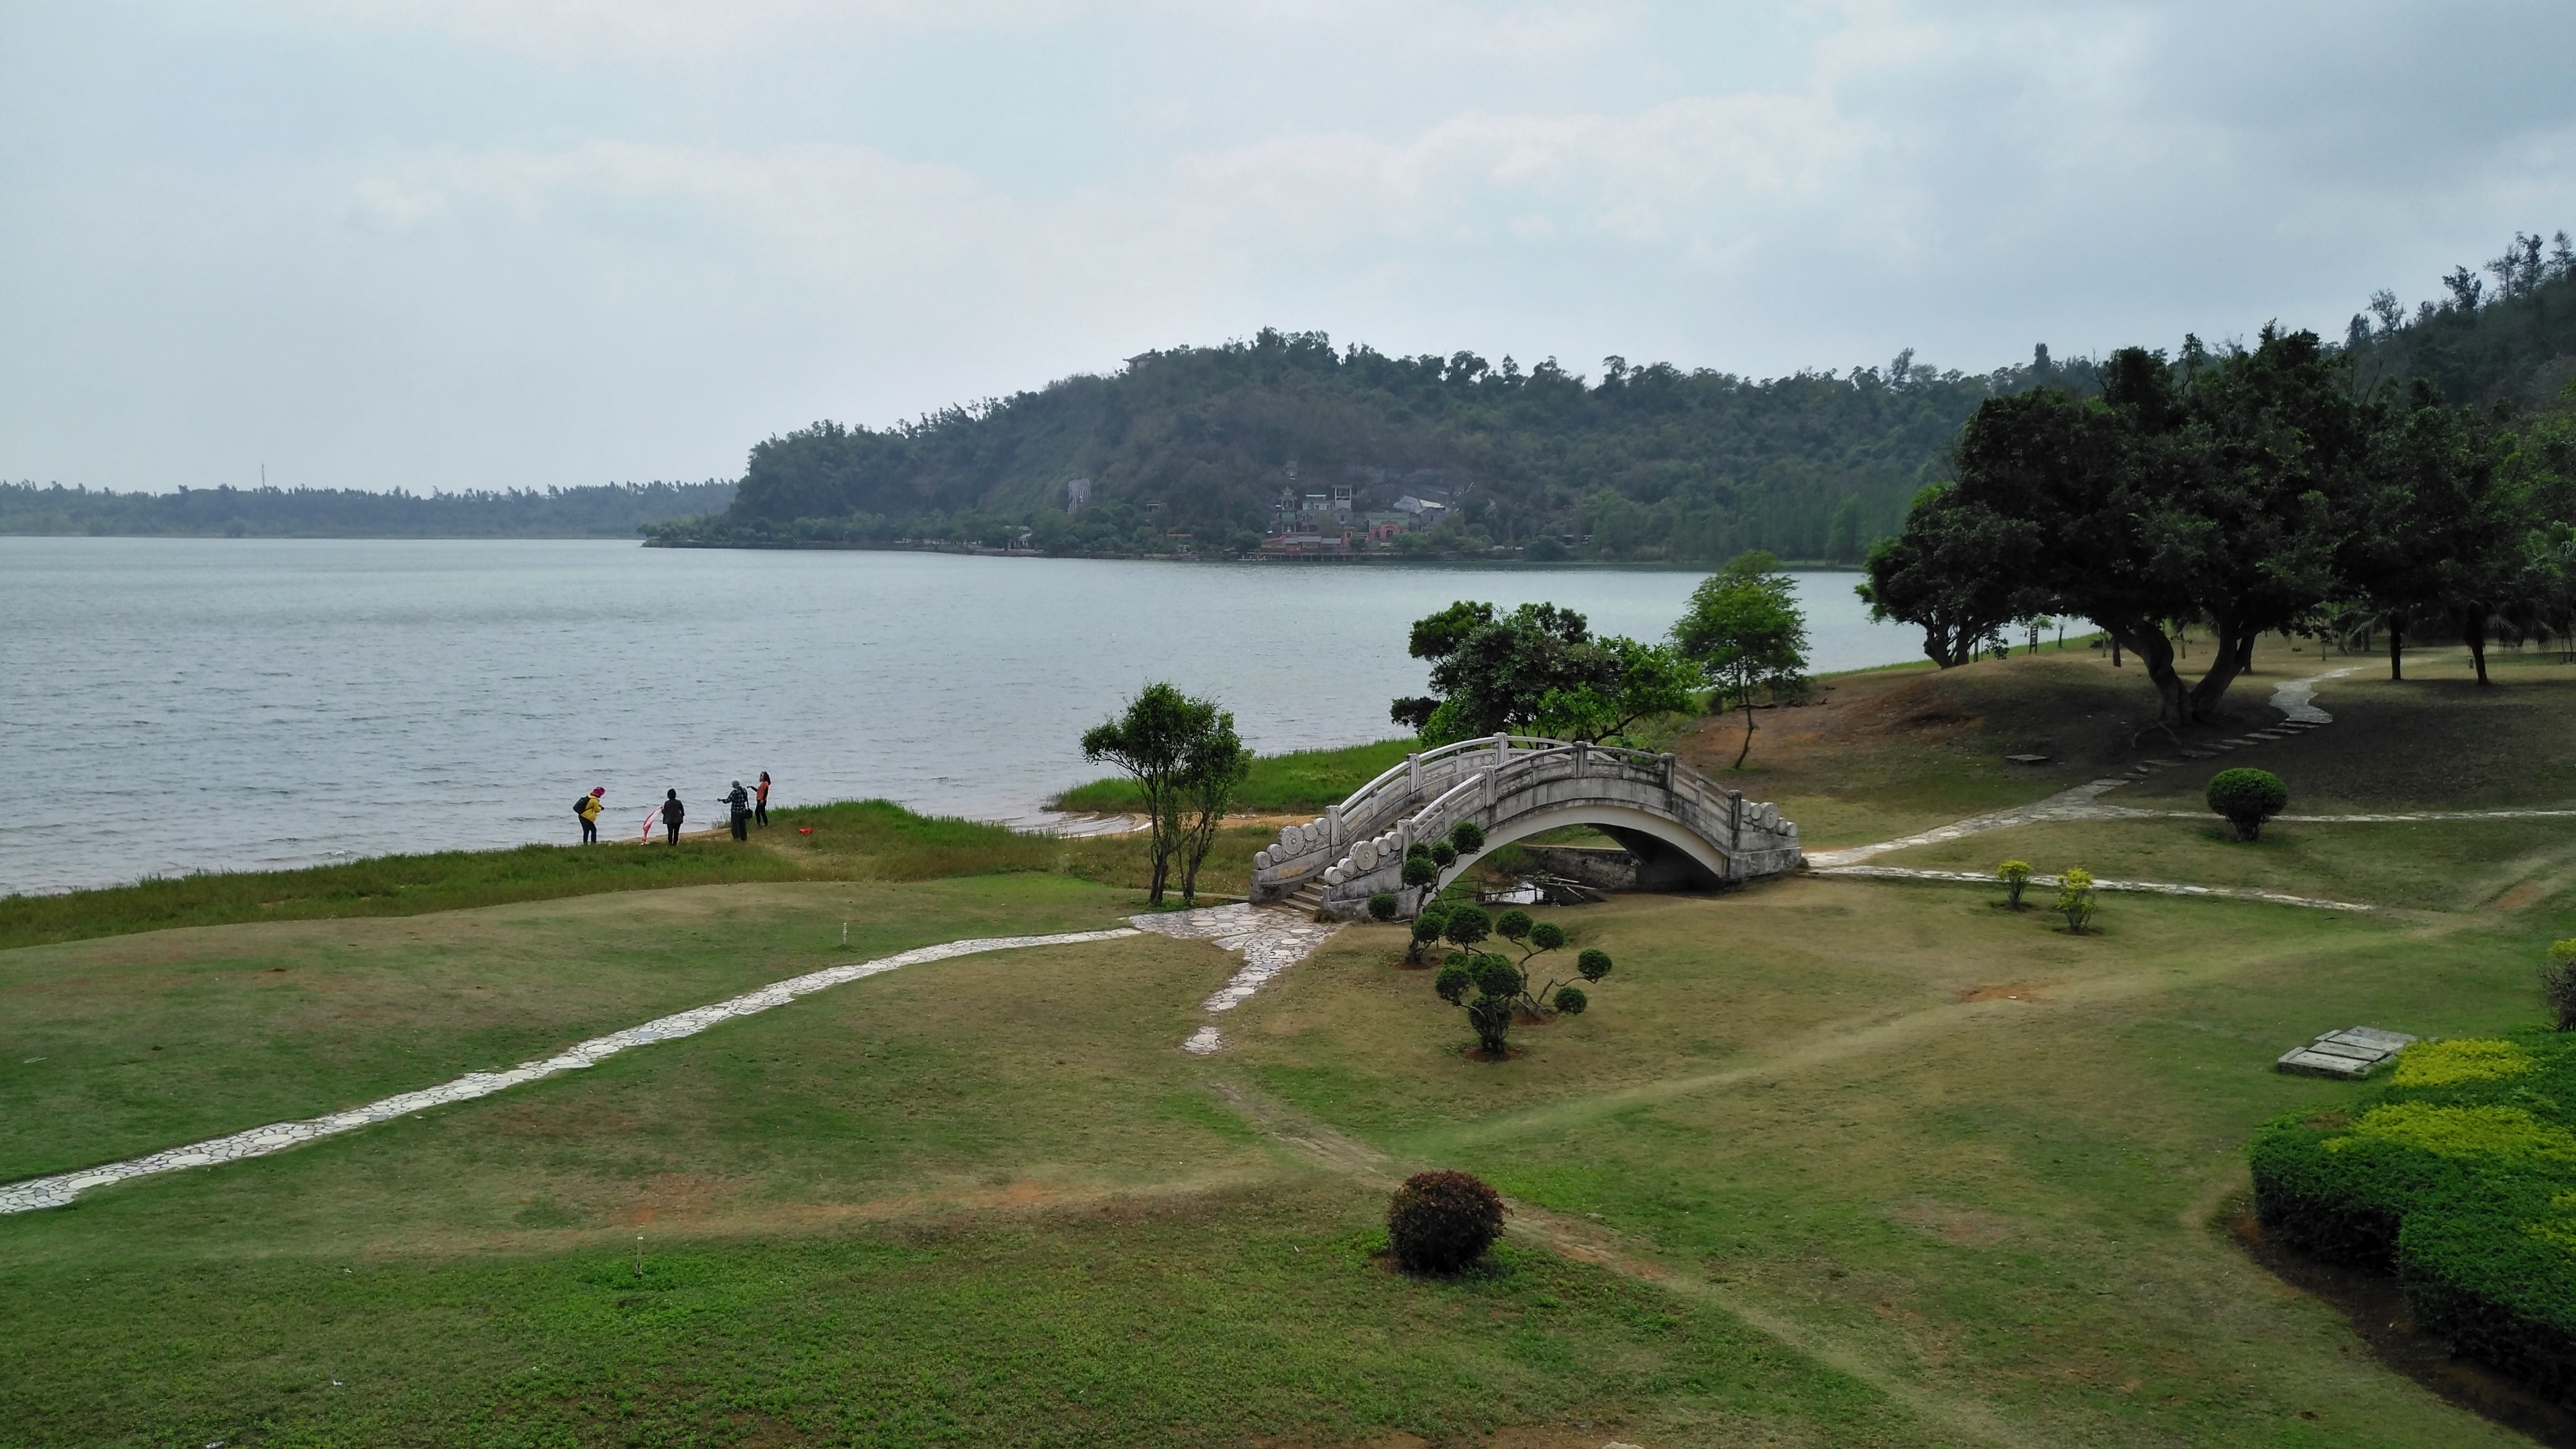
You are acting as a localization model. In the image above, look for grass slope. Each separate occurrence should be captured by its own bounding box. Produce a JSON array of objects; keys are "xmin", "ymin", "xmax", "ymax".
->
[{"xmin": 1050, "ymin": 740, "xmax": 1417, "ymax": 816}]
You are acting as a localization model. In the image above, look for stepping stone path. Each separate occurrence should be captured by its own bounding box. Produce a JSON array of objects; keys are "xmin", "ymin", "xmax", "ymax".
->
[
  {"xmin": 1132, "ymin": 903, "xmax": 1345, "ymax": 1055},
  {"xmin": 0, "ymin": 927, "xmax": 1143, "ymax": 1215},
  {"xmin": 2277, "ymin": 1026, "xmax": 2418, "ymax": 1079}
]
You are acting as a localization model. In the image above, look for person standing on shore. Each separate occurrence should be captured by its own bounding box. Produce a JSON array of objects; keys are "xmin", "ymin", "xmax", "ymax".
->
[
  {"xmin": 660, "ymin": 789, "xmax": 685, "ymax": 845},
  {"xmin": 726, "ymin": 780, "xmax": 751, "ymax": 841},
  {"xmin": 576, "ymin": 787, "xmax": 605, "ymax": 844},
  {"xmin": 755, "ymin": 772, "xmax": 771, "ymax": 827}
]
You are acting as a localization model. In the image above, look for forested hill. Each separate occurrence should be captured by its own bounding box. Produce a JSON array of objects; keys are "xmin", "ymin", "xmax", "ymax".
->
[
  {"xmin": 0, "ymin": 480, "xmax": 735, "ymax": 539},
  {"xmin": 657, "ymin": 236, "xmax": 2576, "ymax": 563},
  {"xmin": 660, "ymin": 338, "xmax": 2087, "ymax": 562}
]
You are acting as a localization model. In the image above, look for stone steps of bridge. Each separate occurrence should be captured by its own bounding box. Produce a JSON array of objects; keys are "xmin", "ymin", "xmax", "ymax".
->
[{"xmin": 1285, "ymin": 880, "xmax": 1328, "ymax": 918}]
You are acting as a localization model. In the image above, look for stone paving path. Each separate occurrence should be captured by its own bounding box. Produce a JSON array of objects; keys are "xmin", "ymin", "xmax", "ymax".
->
[
  {"xmin": 1802, "ymin": 666, "xmax": 2359, "ymax": 870},
  {"xmin": 0, "ymin": 927, "xmax": 1143, "ymax": 1216},
  {"xmin": 1132, "ymin": 903, "xmax": 1346, "ymax": 1055}
]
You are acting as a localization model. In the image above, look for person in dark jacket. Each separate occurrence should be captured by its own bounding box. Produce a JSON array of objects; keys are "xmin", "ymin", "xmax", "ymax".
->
[
  {"xmin": 726, "ymin": 780, "xmax": 751, "ymax": 840},
  {"xmin": 660, "ymin": 789, "xmax": 685, "ymax": 845},
  {"xmin": 755, "ymin": 771, "xmax": 771, "ymax": 827}
]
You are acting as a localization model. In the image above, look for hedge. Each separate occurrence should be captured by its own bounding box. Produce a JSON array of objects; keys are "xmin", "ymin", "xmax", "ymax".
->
[{"xmin": 2250, "ymin": 1031, "xmax": 2576, "ymax": 1402}]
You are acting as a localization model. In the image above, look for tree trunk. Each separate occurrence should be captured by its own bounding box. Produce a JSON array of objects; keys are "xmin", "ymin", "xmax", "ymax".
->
[
  {"xmin": 2111, "ymin": 634, "xmax": 2123, "ymax": 667},
  {"xmin": 2234, "ymin": 632, "xmax": 2255, "ymax": 673},
  {"xmin": 2117, "ymin": 626, "xmax": 2189, "ymax": 728},
  {"xmin": 1734, "ymin": 701, "xmax": 1756, "ymax": 768},
  {"xmin": 2389, "ymin": 620, "xmax": 2404, "ymax": 681},
  {"xmin": 2461, "ymin": 603, "xmax": 2492, "ymax": 685},
  {"xmin": 2186, "ymin": 622, "xmax": 2257, "ymax": 724}
]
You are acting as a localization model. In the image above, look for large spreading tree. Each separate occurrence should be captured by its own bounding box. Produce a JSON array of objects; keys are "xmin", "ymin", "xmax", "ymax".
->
[{"xmin": 1391, "ymin": 601, "xmax": 1689, "ymax": 746}]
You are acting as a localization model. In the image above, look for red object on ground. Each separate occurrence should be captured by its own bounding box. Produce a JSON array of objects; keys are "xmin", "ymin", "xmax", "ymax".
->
[{"xmin": 798, "ymin": 826, "xmax": 813, "ymax": 835}]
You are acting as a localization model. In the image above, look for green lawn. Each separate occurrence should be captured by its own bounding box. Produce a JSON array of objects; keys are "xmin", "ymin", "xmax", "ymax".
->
[
  {"xmin": 1051, "ymin": 739, "xmax": 1417, "ymax": 816},
  {"xmin": 10, "ymin": 646, "xmax": 2576, "ymax": 1445}
]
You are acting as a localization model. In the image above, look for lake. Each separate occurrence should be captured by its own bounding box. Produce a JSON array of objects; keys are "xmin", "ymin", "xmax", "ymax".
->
[{"xmin": 0, "ymin": 539, "xmax": 1924, "ymax": 894}]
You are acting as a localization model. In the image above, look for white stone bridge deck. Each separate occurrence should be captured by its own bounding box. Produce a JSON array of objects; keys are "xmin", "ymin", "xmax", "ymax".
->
[{"xmin": 1249, "ymin": 735, "xmax": 1802, "ymax": 919}]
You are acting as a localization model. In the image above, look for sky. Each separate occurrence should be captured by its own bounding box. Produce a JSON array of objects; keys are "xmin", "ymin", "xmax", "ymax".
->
[{"xmin": 4, "ymin": 1, "xmax": 2573, "ymax": 495}]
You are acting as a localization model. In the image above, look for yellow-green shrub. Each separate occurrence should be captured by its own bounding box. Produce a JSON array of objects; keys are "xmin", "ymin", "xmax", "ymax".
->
[{"xmin": 2392, "ymin": 1038, "xmax": 2538, "ymax": 1088}]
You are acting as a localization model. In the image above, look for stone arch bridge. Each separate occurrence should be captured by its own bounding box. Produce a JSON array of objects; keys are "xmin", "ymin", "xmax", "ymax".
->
[{"xmin": 1249, "ymin": 735, "xmax": 1803, "ymax": 920}]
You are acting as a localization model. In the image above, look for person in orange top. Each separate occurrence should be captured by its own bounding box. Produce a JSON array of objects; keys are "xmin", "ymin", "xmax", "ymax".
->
[{"xmin": 755, "ymin": 771, "xmax": 771, "ymax": 827}]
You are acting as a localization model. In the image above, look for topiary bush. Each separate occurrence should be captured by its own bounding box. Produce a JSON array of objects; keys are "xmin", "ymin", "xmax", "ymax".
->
[
  {"xmin": 1386, "ymin": 1169, "xmax": 1505, "ymax": 1272},
  {"xmin": 1367, "ymin": 892, "xmax": 1399, "ymax": 922},
  {"xmin": 1407, "ymin": 908, "xmax": 1450, "ymax": 964},
  {"xmin": 2206, "ymin": 768, "xmax": 2290, "ymax": 842},
  {"xmin": 1553, "ymin": 985, "xmax": 1588, "ymax": 1015},
  {"xmin": 2544, "ymin": 939, "xmax": 2576, "ymax": 1031},
  {"xmin": 2251, "ymin": 1031, "xmax": 2576, "ymax": 1401},
  {"xmin": 1577, "ymin": 948, "xmax": 1612, "ymax": 982},
  {"xmin": 1442, "ymin": 906, "xmax": 1492, "ymax": 950},
  {"xmin": 1448, "ymin": 822, "xmax": 1485, "ymax": 854},
  {"xmin": 1429, "ymin": 841, "xmax": 1458, "ymax": 868},
  {"xmin": 1434, "ymin": 963, "xmax": 1474, "ymax": 1004},
  {"xmin": 1401, "ymin": 856, "xmax": 1439, "ymax": 888}
]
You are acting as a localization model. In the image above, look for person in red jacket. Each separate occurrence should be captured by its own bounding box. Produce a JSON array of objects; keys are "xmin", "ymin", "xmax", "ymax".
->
[{"xmin": 755, "ymin": 771, "xmax": 771, "ymax": 827}]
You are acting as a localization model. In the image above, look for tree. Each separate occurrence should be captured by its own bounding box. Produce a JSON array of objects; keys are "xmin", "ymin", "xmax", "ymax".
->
[
  {"xmin": 2056, "ymin": 867, "xmax": 2097, "ymax": 934},
  {"xmin": 1082, "ymin": 683, "xmax": 1231, "ymax": 906},
  {"xmin": 1859, "ymin": 483, "xmax": 2039, "ymax": 667},
  {"xmin": 2337, "ymin": 382, "xmax": 2527, "ymax": 684},
  {"xmin": 1530, "ymin": 636, "xmax": 1699, "ymax": 744},
  {"xmin": 2542, "ymin": 940, "xmax": 2576, "ymax": 1031},
  {"xmin": 1942, "ymin": 331, "xmax": 2366, "ymax": 728},
  {"xmin": 1174, "ymin": 707, "xmax": 1251, "ymax": 907},
  {"xmin": 1997, "ymin": 859, "xmax": 2034, "ymax": 911},
  {"xmin": 1393, "ymin": 600, "xmax": 1650, "ymax": 744},
  {"xmin": 1673, "ymin": 550, "xmax": 1810, "ymax": 767}
]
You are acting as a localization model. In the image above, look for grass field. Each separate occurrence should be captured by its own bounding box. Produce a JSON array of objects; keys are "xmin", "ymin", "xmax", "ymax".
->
[
  {"xmin": 1050, "ymin": 740, "xmax": 1418, "ymax": 816},
  {"xmin": 8, "ymin": 640, "xmax": 2576, "ymax": 1446}
]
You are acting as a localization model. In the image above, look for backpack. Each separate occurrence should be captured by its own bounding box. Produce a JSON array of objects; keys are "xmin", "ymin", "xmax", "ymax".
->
[{"xmin": 574, "ymin": 797, "xmax": 589, "ymax": 818}]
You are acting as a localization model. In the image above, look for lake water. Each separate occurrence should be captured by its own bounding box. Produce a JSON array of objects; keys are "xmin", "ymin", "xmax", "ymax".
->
[{"xmin": 0, "ymin": 539, "xmax": 1922, "ymax": 894}]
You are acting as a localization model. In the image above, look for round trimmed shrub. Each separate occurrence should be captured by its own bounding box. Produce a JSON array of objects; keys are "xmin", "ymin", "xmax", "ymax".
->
[
  {"xmin": 1388, "ymin": 1169, "xmax": 1507, "ymax": 1272},
  {"xmin": 2206, "ymin": 768, "xmax": 2290, "ymax": 842},
  {"xmin": 1401, "ymin": 856, "xmax": 1440, "ymax": 888},
  {"xmin": 1448, "ymin": 822, "xmax": 1486, "ymax": 853},
  {"xmin": 1443, "ymin": 906, "xmax": 1492, "ymax": 949},
  {"xmin": 1434, "ymin": 964, "xmax": 1474, "ymax": 1005},
  {"xmin": 1577, "ymin": 948, "xmax": 1612, "ymax": 982},
  {"xmin": 1553, "ymin": 985, "xmax": 1588, "ymax": 1015},
  {"xmin": 1530, "ymin": 921, "xmax": 1567, "ymax": 951},
  {"xmin": 1429, "ymin": 841, "xmax": 1457, "ymax": 868},
  {"xmin": 1495, "ymin": 908, "xmax": 1535, "ymax": 943},
  {"xmin": 1366, "ymin": 892, "xmax": 1400, "ymax": 922},
  {"xmin": 1472, "ymin": 954, "xmax": 1523, "ymax": 998}
]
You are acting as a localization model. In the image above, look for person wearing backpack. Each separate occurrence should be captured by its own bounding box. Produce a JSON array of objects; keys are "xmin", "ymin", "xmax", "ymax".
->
[
  {"xmin": 576, "ymin": 787, "xmax": 605, "ymax": 844},
  {"xmin": 660, "ymin": 789, "xmax": 685, "ymax": 845}
]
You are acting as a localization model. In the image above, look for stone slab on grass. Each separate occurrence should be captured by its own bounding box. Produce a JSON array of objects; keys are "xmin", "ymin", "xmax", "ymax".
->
[{"xmin": 2276, "ymin": 1025, "xmax": 2418, "ymax": 1079}]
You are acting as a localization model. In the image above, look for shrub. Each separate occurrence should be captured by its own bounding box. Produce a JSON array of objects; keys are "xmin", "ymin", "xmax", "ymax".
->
[
  {"xmin": 1386, "ymin": 1169, "xmax": 1505, "ymax": 1272},
  {"xmin": 1434, "ymin": 963, "xmax": 1474, "ymax": 1004},
  {"xmin": 1401, "ymin": 856, "xmax": 1440, "ymax": 888},
  {"xmin": 1494, "ymin": 908, "xmax": 1535, "ymax": 943},
  {"xmin": 1443, "ymin": 906, "xmax": 1493, "ymax": 949},
  {"xmin": 1367, "ymin": 892, "xmax": 1399, "ymax": 922},
  {"xmin": 1472, "ymin": 954, "xmax": 1524, "ymax": 999},
  {"xmin": 1553, "ymin": 985, "xmax": 1588, "ymax": 1015},
  {"xmin": 1448, "ymin": 822, "xmax": 1485, "ymax": 853},
  {"xmin": 2546, "ymin": 940, "xmax": 2576, "ymax": 1031},
  {"xmin": 1530, "ymin": 921, "xmax": 1567, "ymax": 952},
  {"xmin": 1997, "ymin": 859, "xmax": 2034, "ymax": 911},
  {"xmin": 2206, "ymin": 768, "xmax": 2290, "ymax": 842},
  {"xmin": 2250, "ymin": 1030, "xmax": 2576, "ymax": 1400},
  {"xmin": 2056, "ymin": 867, "xmax": 2096, "ymax": 934},
  {"xmin": 1407, "ymin": 911, "xmax": 1448, "ymax": 964},
  {"xmin": 1429, "ymin": 841, "xmax": 1458, "ymax": 868},
  {"xmin": 1577, "ymin": 948, "xmax": 1612, "ymax": 982}
]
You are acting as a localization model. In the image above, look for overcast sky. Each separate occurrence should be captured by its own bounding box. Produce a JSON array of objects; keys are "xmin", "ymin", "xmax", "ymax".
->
[{"xmin": 4, "ymin": 1, "xmax": 2572, "ymax": 494}]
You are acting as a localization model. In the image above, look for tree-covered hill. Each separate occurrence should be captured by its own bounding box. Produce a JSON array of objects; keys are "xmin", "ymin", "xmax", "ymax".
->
[
  {"xmin": 657, "ymin": 338, "xmax": 2093, "ymax": 562},
  {"xmin": 0, "ymin": 480, "xmax": 735, "ymax": 539},
  {"xmin": 659, "ymin": 235, "xmax": 2576, "ymax": 564}
]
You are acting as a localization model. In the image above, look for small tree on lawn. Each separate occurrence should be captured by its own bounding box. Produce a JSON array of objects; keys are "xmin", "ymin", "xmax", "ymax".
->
[
  {"xmin": 1997, "ymin": 859, "xmax": 2034, "ymax": 911},
  {"xmin": 2057, "ymin": 866, "xmax": 2097, "ymax": 934},
  {"xmin": 1175, "ymin": 707, "xmax": 1252, "ymax": 907},
  {"xmin": 1082, "ymin": 683, "xmax": 1215, "ymax": 906},
  {"xmin": 1490, "ymin": 909, "xmax": 1609, "ymax": 1017},
  {"xmin": 1407, "ymin": 905, "xmax": 1451, "ymax": 965},
  {"xmin": 2542, "ymin": 939, "xmax": 2576, "ymax": 1031},
  {"xmin": 2206, "ymin": 768, "xmax": 2290, "ymax": 842},
  {"xmin": 1673, "ymin": 550, "xmax": 1811, "ymax": 768}
]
